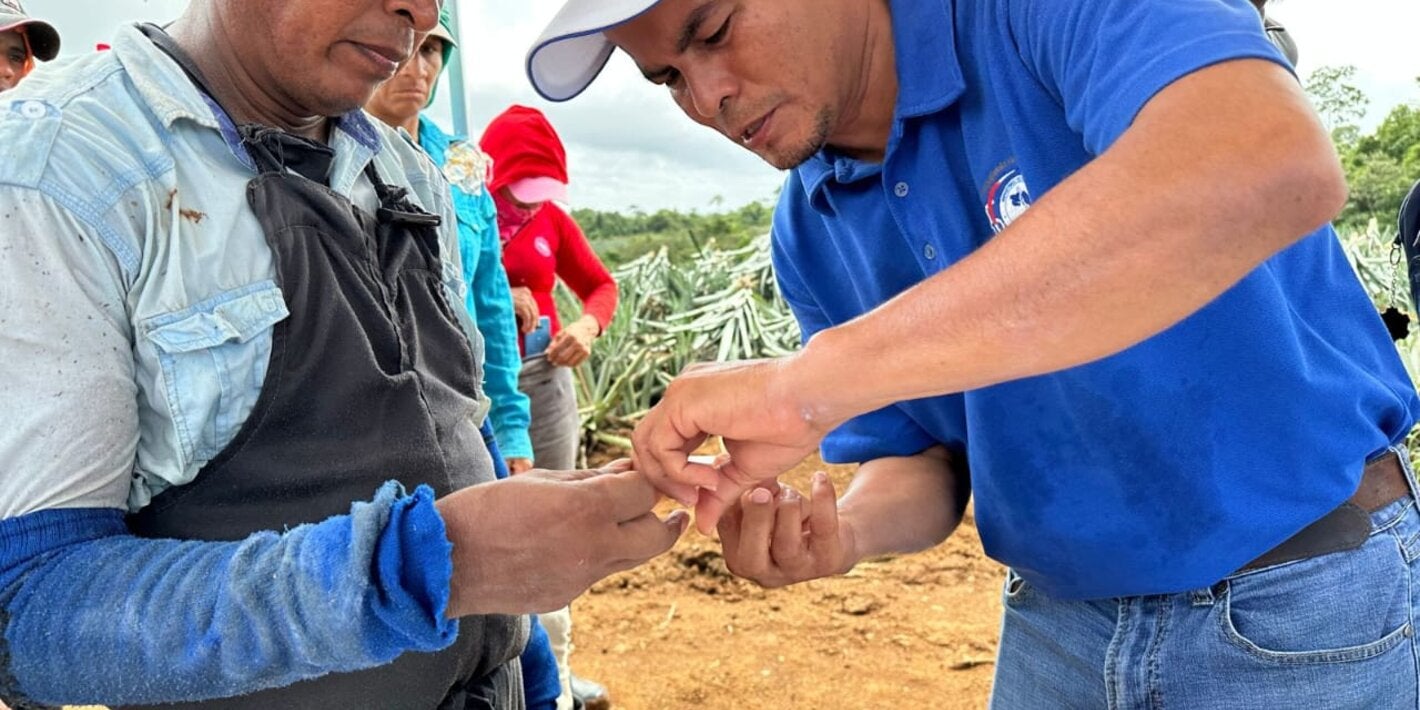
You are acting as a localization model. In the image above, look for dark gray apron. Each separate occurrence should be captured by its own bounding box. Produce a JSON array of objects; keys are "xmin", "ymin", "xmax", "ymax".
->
[{"xmin": 123, "ymin": 25, "xmax": 525, "ymax": 710}]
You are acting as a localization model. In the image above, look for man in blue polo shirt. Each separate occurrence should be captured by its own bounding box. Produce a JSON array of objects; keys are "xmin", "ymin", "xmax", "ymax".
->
[{"xmin": 527, "ymin": 0, "xmax": 1420, "ymax": 705}]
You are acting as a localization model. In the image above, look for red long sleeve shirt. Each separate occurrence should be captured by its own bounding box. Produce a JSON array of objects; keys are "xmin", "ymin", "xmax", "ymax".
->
[{"xmin": 501, "ymin": 202, "xmax": 618, "ymax": 349}]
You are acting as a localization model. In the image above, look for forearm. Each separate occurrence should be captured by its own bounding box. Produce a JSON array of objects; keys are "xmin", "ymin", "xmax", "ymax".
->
[
  {"xmin": 790, "ymin": 60, "xmax": 1346, "ymax": 424},
  {"xmin": 0, "ymin": 482, "xmax": 456, "ymax": 707},
  {"xmin": 838, "ymin": 446, "xmax": 968, "ymax": 563},
  {"xmin": 569, "ymin": 313, "xmax": 601, "ymax": 333}
]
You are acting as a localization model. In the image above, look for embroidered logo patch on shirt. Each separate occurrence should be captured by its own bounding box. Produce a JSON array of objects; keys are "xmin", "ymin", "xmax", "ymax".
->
[
  {"xmin": 534, "ymin": 236, "xmax": 554, "ymax": 258},
  {"xmin": 984, "ymin": 167, "xmax": 1033, "ymax": 234}
]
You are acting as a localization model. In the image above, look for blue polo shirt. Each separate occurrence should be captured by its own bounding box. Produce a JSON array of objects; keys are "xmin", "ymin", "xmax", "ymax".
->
[{"xmin": 772, "ymin": 0, "xmax": 1420, "ymax": 600}]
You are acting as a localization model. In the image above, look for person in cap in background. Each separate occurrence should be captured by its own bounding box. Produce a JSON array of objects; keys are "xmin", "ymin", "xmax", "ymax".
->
[
  {"xmin": 526, "ymin": 0, "xmax": 1420, "ymax": 706},
  {"xmin": 364, "ymin": 11, "xmax": 563, "ymax": 710},
  {"xmin": 480, "ymin": 105, "xmax": 616, "ymax": 710},
  {"xmin": 0, "ymin": 0, "xmax": 59, "ymax": 92}
]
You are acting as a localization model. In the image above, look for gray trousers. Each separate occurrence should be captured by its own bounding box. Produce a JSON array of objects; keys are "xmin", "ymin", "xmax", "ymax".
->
[
  {"xmin": 518, "ymin": 356, "xmax": 581, "ymax": 471},
  {"xmin": 518, "ymin": 356, "xmax": 580, "ymax": 710}
]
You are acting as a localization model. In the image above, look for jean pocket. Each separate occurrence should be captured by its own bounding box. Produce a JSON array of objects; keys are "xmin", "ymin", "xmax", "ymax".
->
[
  {"xmin": 1002, "ymin": 568, "xmax": 1033, "ymax": 606},
  {"xmin": 1219, "ymin": 529, "xmax": 1412, "ymax": 664},
  {"xmin": 142, "ymin": 282, "xmax": 289, "ymax": 468}
]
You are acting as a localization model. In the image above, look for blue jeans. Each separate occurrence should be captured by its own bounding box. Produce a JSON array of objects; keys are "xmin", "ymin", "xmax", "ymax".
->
[{"xmin": 991, "ymin": 447, "xmax": 1420, "ymax": 709}]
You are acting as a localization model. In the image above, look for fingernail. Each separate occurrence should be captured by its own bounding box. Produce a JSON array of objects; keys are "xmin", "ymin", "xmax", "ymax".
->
[
  {"xmin": 668, "ymin": 510, "xmax": 690, "ymax": 531},
  {"xmin": 814, "ymin": 471, "xmax": 829, "ymax": 487},
  {"xmin": 750, "ymin": 488, "xmax": 772, "ymax": 505},
  {"xmin": 781, "ymin": 487, "xmax": 799, "ymax": 502}
]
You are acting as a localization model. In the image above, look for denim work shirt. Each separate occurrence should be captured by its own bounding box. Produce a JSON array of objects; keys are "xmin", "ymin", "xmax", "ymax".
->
[{"xmin": 0, "ymin": 24, "xmax": 488, "ymax": 517}]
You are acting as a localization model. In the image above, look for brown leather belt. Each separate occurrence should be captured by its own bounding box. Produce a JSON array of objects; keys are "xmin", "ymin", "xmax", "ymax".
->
[{"xmin": 1238, "ymin": 451, "xmax": 1412, "ymax": 573}]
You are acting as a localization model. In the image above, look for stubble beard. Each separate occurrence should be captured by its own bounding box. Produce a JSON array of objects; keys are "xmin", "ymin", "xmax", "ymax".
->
[{"xmin": 762, "ymin": 106, "xmax": 834, "ymax": 171}]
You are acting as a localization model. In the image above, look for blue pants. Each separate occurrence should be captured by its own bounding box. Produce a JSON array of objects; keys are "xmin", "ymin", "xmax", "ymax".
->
[{"xmin": 991, "ymin": 447, "xmax": 1420, "ymax": 709}]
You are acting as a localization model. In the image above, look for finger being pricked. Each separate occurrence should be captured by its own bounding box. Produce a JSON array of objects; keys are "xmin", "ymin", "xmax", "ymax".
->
[
  {"xmin": 613, "ymin": 509, "xmax": 691, "ymax": 567},
  {"xmin": 589, "ymin": 468, "xmax": 667, "ymax": 522}
]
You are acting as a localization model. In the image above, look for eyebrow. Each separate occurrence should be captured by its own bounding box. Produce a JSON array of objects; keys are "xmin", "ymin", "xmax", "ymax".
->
[{"xmin": 638, "ymin": 1, "xmax": 718, "ymax": 83}]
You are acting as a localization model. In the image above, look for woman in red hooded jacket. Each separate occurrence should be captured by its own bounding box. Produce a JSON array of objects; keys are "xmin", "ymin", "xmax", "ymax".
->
[{"xmin": 480, "ymin": 105, "xmax": 617, "ymax": 710}]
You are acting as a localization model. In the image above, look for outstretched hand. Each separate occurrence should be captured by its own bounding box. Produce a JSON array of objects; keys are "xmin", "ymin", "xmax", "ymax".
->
[{"xmin": 439, "ymin": 459, "xmax": 688, "ymax": 617}]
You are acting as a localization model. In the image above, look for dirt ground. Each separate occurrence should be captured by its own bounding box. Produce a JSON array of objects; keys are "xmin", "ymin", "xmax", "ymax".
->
[{"xmin": 569, "ymin": 456, "xmax": 1006, "ymax": 710}]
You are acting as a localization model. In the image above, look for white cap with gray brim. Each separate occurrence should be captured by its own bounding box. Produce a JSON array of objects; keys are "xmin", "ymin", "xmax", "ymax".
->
[{"xmin": 525, "ymin": 0, "xmax": 663, "ymax": 102}]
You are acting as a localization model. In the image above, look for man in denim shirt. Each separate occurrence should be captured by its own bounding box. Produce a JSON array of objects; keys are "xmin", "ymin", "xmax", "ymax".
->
[{"xmin": 0, "ymin": 1, "xmax": 686, "ymax": 708}]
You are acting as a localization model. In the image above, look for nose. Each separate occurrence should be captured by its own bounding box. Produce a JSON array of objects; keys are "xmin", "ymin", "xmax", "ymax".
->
[
  {"xmin": 684, "ymin": 63, "xmax": 736, "ymax": 121},
  {"xmin": 386, "ymin": 0, "xmax": 440, "ymax": 33},
  {"xmin": 418, "ymin": 52, "xmax": 438, "ymax": 81}
]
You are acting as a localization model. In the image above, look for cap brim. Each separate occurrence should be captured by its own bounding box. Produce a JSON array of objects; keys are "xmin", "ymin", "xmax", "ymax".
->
[
  {"xmin": 526, "ymin": 0, "xmax": 662, "ymax": 102},
  {"xmin": 508, "ymin": 177, "xmax": 569, "ymax": 205},
  {"xmin": 427, "ymin": 23, "xmax": 456, "ymax": 49},
  {"xmin": 0, "ymin": 20, "xmax": 60, "ymax": 61}
]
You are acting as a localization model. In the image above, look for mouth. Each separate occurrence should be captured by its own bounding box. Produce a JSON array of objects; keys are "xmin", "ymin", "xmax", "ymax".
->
[
  {"xmin": 348, "ymin": 41, "xmax": 407, "ymax": 76},
  {"xmin": 737, "ymin": 107, "xmax": 777, "ymax": 150}
]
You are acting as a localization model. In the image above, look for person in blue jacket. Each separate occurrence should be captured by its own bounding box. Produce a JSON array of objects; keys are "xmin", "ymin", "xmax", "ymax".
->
[{"xmin": 366, "ymin": 11, "xmax": 560, "ymax": 709}]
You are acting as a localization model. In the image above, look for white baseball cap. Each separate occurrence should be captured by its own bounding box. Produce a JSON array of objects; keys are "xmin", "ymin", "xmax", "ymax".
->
[{"xmin": 526, "ymin": 0, "xmax": 662, "ymax": 102}]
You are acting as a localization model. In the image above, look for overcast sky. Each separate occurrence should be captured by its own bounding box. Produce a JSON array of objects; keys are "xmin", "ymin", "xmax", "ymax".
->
[{"xmin": 23, "ymin": 0, "xmax": 1420, "ymax": 212}]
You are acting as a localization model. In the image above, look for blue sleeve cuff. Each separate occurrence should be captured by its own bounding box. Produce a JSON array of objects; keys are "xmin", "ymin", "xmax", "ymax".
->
[
  {"xmin": 367, "ymin": 483, "xmax": 459, "ymax": 655},
  {"xmin": 494, "ymin": 427, "xmax": 535, "ymax": 462},
  {"xmin": 0, "ymin": 483, "xmax": 458, "ymax": 707}
]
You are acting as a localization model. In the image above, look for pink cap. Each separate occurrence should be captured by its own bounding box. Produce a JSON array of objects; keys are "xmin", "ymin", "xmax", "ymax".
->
[{"xmin": 507, "ymin": 176, "xmax": 568, "ymax": 205}]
